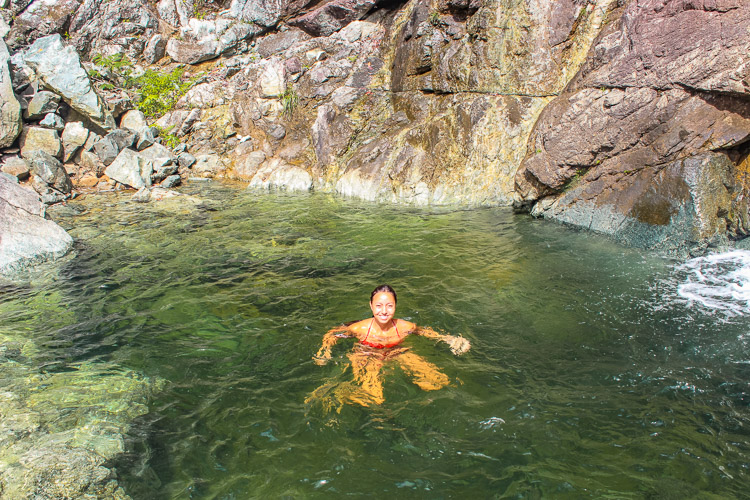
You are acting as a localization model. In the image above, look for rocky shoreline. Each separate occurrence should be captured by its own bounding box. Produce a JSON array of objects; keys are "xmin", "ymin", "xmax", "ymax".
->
[{"xmin": 0, "ymin": 1, "xmax": 748, "ymax": 273}]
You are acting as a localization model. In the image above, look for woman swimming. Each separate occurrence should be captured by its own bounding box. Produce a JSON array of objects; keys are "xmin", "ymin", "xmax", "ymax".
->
[{"xmin": 308, "ymin": 284, "xmax": 470, "ymax": 410}]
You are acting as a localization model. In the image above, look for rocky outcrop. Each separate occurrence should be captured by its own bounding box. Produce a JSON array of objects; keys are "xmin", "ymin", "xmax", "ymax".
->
[
  {"xmin": 514, "ymin": 1, "xmax": 750, "ymax": 252},
  {"xmin": 0, "ymin": 174, "xmax": 73, "ymax": 273}
]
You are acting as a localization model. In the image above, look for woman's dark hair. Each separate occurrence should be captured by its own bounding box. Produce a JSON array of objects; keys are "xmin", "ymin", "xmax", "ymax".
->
[{"xmin": 371, "ymin": 284, "xmax": 397, "ymax": 304}]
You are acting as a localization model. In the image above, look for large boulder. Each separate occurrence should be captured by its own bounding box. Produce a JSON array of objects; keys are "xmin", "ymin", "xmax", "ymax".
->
[
  {"xmin": 92, "ymin": 129, "xmax": 136, "ymax": 165},
  {"xmin": 26, "ymin": 150, "xmax": 73, "ymax": 195},
  {"xmin": 61, "ymin": 121, "xmax": 90, "ymax": 162},
  {"xmin": 0, "ymin": 40, "xmax": 22, "ymax": 148},
  {"xmin": 531, "ymin": 152, "xmax": 750, "ymax": 252},
  {"xmin": 0, "ymin": 174, "xmax": 73, "ymax": 274},
  {"xmin": 22, "ymin": 34, "xmax": 115, "ymax": 132},
  {"xmin": 25, "ymin": 90, "xmax": 60, "ymax": 120},
  {"xmin": 104, "ymin": 148, "xmax": 153, "ymax": 189},
  {"xmin": 20, "ymin": 127, "xmax": 63, "ymax": 158}
]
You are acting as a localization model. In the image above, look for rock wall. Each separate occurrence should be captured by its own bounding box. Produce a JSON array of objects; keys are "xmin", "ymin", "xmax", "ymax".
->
[
  {"xmin": 0, "ymin": 0, "xmax": 749, "ymax": 258},
  {"xmin": 514, "ymin": 1, "xmax": 750, "ymax": 252}
]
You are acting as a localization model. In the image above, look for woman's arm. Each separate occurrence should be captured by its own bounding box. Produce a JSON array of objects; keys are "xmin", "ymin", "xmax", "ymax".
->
[
  {"xmin": 414, "ymin": 326, "xmax": 471, "ymax": 356},
  {"xmin": 313, "ymin": 325, "xmax": 353, "ymax": 365}
]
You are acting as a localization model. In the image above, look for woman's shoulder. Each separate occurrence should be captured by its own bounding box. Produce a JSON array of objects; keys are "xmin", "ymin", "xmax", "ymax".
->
[
  {"xmin": 347, "ymin": 319, "xmax": 371, "ymax": 333},
  {"xmin": 396, "ymin": 319, "xmax": 417, "ymax": 332}
]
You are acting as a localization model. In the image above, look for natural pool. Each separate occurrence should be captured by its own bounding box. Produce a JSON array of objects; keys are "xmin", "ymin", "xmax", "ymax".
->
[{"xmin": 2, "ymin": 181, "xmax": 749, "ymax": 498}]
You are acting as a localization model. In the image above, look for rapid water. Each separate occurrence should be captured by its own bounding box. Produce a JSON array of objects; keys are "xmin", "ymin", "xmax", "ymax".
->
[{"xmin": 2, "ymin": 181, "xmax": 749, "ymax": 498}]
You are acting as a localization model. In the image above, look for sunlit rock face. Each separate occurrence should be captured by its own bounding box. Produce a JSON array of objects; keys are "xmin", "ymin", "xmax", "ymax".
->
[
  {"xmin": 308, "ymin": 0, "xmax": 614, "ymax": 206},
  {"xmin": 514, "ymin": 1, "xmax": 750, "ymax": 252}
]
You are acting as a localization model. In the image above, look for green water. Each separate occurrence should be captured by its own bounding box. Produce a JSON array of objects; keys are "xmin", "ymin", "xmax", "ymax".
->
[{"xmin": 3, "ymin": 181, "xmax": 750, "ymax": 498}]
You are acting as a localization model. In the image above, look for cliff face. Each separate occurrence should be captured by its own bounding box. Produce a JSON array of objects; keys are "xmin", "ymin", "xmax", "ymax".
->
[
  {"xmin": 1, "ymin": 0, "xmax": 749, "ymax": 252},
  {"xmin": 514, "ymin": 1, "xmax": 750, "ymax": 251}
]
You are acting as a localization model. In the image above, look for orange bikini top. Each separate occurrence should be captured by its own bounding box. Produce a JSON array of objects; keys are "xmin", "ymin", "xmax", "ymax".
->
[{"xmin": 360, "ymin": 319, "xmax": 404, "ymax": 348}]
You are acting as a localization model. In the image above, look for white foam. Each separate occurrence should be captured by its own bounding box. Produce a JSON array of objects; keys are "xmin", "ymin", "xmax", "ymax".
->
[{"xmin": 676, "ymin": 250, "xmax": 750, "ymax": 318}]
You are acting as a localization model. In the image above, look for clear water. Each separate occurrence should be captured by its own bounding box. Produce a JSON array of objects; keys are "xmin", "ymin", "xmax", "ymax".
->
[{"xmin": 3, "ymin": 181, "xmax": 750, "ymax": 498}]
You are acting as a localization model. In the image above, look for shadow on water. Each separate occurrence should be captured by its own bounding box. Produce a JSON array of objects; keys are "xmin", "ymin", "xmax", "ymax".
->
[{"xmin": 4, "ymin": 181, "xmax": 750, "ymax": 498}]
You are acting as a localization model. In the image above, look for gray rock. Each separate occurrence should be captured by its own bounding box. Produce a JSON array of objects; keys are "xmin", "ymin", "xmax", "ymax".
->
[
  {"xmin": 1, "ymin": 156, "xmax": 30, "ymax": 181},
  {"xmin": 248, "ymin": 158, "xmax": 312, "ymax": 192},
  {"xmin": 143, "ymin": 34, "xmax": 168, "ymax": 64},
  {"xmin": 152, "ymin": 163, "xmax": 178, "ymax": 182},
  {"xmin": 268, "ymin": 124, "xmax": 286, "ymax": 140},
  {"xmin": 160, "ymin": 174, "xmax": 181, "ymax": 188},
  {"xmin": 104, "ymin": 148, "xmax": 153, "ymax": 189},
  {"xmin": 1, "ymin": 171, "xmax": 19, "ymax": 183},
  {"xmin": 139, "ymin": 143, "xmax": 174, "ymax": 168},
  {"xmin": 92, "ymin": 137, "xmax": 120, "ymax": 166},
  {"xmin": 93, "ymin": 129, "xmax": 136, "ymax": 166},
  {"xmin": 177, "ymin": 152, "xmax": 196, "ymax": 168},
  {"xmin": 22, "ymin": 34, "xmax": 115, "ymax": 132},
  {"xmin": 39, "ymin": 113, "xmax": 65, "ymax": 131},
  {"xmin": 257, "ymin": 28, "xmax": 310, "ymax": 58},
  {"xmin": 231, "ymin": 150, "xmax": 266, "ymax": 180},
  {"xmin": 79, "ymin": 150, "xmax": 105, "ymax": 177},
  {"xmin": 61, "ymin": 121, "xmax": 90, "ymax": 162},
  {"xmin": 0, "ymin": 40, "xmax": 22, "ymax": 148},
  {"xmin": 69, "ymin": 0, "xmax": 159, "ymax": 62},
  {"xmin": 5, "ymin": 0, "xmax": 80, "ymax": 51},
  {"xmin": 131, "ymin": 186, "xmax": 151, "ymax": 203},
  {"xmin": 0, "ymin": 174, "xmax": 73, "ymax": 274},
  {"xmin": 289, "ymin": 0, "xmax": 376, "ymax": 37},
  {"xmin": 178, "ymin": 108, "xmax": 201, "ymax": 136},
  {"xmin": 136, "ymin": 126, "xmax": 157, "ymax": 150},
  {"xmin": 106, "ymin": 129, "xmax": 137, "ymax": 151},
  {"xmin": 25, "ymin": 91, "xmax": 60, "ymax": 120},
  {"xmin": 26, "ymin": 150, "xmax": 73, "ymax": 194},
  {"xmin": 157, "ymin": 0, "xmax": 194, "ymax": 27},
  {"xmin": 20, "ymin": 127, "xmax": 63, "ymax": 159},
  {"xmin": 228, "ymin": 0, "xmax": 293, "ymax": 27},
  {"xmin": 119, "ymin": 110, "xmax": 148, "ymax": 132},
  {"xmin": 193, "ymin": 153, "xmax": 226, "ymax": 177},
  {"xmin": 166, "ymin": 38, "xmax": 221, "ymax": 65}
]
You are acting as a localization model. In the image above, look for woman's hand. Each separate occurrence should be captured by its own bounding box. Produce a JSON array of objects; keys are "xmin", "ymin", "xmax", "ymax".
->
[
  {"xmin": 313, "ymin": 352, "xmax": 331, "ymax": 365},
  {"xmin": 445, "ymin": 335, "xmax": 471, "ymax": 356}
]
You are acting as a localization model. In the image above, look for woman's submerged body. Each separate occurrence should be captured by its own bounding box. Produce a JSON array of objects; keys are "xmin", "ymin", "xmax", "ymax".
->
[{"xmin": 308, "ymin": 285, "xmax": 470, "ymax": 411}]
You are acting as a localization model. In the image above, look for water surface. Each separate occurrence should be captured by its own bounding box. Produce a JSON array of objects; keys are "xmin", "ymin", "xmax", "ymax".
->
[{"xmin": 3, "ymin": 181, "xmax": 749, "ymax": 498}]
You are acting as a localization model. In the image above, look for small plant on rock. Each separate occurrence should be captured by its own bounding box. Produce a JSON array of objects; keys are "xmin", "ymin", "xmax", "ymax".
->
[
  {"xmin": 154, "ymin": 125, "xmax": 180, "ymax": 149},
  {"xmin": 429, "ymin": 10, "xmax": 441, "ymax": 27},
  {"xmin": 280, "ymin": 85, "xmax": 299, "ymax": 118},
  {"xmin": 131, "ymin": 67, "xmax": 199, "ymax": 118}
]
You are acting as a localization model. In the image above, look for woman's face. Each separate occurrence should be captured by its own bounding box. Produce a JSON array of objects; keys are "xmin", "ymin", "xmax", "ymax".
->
[{"xmin": 370, "ymin": 292, "xmax": 396, "ymax": 325}]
